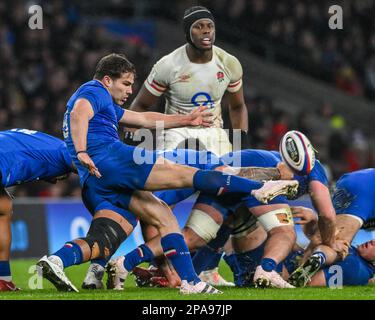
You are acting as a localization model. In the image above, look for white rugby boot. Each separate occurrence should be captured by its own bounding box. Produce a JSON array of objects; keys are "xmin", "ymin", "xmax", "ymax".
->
[
  {"xmin": 106, "ymin": 256, "xmax": 129, "ymax": 290},
  {"xmin": 251, "ymin": 180, "xmax": 299, "ymax": 204},
  {"xmin": 199, "ymin": 267, "xmax": 235, "ymax": 287},
  {"xmin": 179, "ymin": 280, "xmax": 223, "ymax": 294},
  {"xmin": 253, "ymin": 265, "xmax": 295, "ymax": 289},
  {"xmin": 36, "ymin": 255, "xmax": 79, "ymax": 292},
  {"xmin": 82, "ymin": 263, "xmax": 105, "ymax": 289}
]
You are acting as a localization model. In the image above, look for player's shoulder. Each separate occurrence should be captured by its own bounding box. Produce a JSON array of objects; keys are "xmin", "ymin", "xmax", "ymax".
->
[
  {"xmin": 213, "ymin": 46, "xmax": 242, "ymax": 68},
  {"xmin": 78, "ymin": 80, "xmax": 107, "ymax": 94},
  {"xmin": 155, "ymin": 45, "xmax": 187, "ymax": 67}
]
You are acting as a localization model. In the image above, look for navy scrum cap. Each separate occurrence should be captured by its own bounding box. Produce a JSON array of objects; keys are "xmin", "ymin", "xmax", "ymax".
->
[{"xmin": 183, "ymin": 6, "xmax": 215, "ymax": 46}]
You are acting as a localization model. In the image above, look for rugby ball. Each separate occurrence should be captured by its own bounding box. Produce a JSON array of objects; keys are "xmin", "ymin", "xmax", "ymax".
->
[{"xmin": 279, "ymin": 130, "xmax": 316, "ymax": 175}]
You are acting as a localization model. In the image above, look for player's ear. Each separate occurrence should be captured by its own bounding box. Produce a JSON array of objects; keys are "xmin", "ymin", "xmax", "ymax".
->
[{"xmin": 102, "ymin": 75, "xmax": 113, "ymax": 87}]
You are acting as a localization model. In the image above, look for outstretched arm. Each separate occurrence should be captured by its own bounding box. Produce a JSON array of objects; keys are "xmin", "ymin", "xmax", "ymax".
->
[{"xmin": 119, "ymin": 106, "xmax": 213, "ymax": 129}]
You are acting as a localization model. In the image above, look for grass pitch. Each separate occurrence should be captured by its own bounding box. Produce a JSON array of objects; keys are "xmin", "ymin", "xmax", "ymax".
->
[{"xmin": 1, "ymin": 259, "xmax": 375, "ymax": 300}]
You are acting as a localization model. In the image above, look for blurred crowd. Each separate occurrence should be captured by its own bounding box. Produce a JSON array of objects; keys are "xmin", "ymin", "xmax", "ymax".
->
[
  {"xmin": 0, "ymin": 0, "xmax": 151, "ymax": 197},
  {"xmin": 1, "ymin": 0, "xmax": 374, "ymax": 197},
  {"xmin": 185, "ymin": 0, "xmax": 375, "ymax": 99}
]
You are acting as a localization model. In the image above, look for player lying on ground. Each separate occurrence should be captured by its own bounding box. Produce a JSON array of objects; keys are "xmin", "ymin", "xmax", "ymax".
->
[
  {"xmin": 0, "ymin": 129, "xmax": 74, "ymax": 291},
  {"xmin": 289, "ymin": 168, "xmax": 375, "ymax": 287},
  {"xmin": 36, "ymin": 53, "xmax": 297, "ymax": 294},
  {"xmin": 81, "ymin": 147, "xmax": 296, "ymax": 289}
]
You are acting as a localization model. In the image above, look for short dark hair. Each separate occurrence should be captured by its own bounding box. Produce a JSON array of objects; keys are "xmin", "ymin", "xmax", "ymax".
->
[{"xmin": 94, "ymin": 53, "xmax": 136, "ymax": 80}]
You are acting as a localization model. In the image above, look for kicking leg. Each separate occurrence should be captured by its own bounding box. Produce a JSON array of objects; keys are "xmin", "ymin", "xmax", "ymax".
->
[{"xmin": 144, "ymin": 157, "xmax": 298, "ymax": 203}]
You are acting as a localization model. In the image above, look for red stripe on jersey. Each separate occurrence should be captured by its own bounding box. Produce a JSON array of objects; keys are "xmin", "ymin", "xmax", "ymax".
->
[
  {"xmin": 146, "ymin": 80, "xmax": 166, "ymax": 93},
  {"xmin": 152, "ymin": 79, "xmax": 166, "ymax": 88},
  {"xmin": 228, "ymin": 79, "xmax": 242, "ymax": 88}
]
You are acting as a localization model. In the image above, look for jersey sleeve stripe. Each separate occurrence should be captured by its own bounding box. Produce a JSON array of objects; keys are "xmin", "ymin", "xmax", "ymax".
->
[
  {"xmin": 228, "ymin": 79, "xmax": 242, "ymax": 88},
  {"xmin": 144, "ymin": 80, "xmax": 165, "ymax": 97},
  {"xmin": 152, "ymin": 79, "xmax": 166, "ymax": 89},
  {"xmin": 227, "ymin": 79, "xmax": 243, "ymax": 93}
]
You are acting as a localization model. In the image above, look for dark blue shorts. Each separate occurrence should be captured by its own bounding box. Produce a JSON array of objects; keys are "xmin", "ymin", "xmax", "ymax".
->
[{"xmin": 81, "ymin": 141, "xmax": 160, "ymax": 227}]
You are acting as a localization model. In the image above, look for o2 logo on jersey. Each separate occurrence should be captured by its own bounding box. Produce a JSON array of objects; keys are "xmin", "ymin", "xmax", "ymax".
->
[{"xmin": 191, "ymin": 92, "xmax": 215, "ymax": 109}]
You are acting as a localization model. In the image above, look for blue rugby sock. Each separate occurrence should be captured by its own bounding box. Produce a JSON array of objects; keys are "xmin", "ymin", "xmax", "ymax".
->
[
  {"xmin": 223, "ymin": 254, "xmax": 244, "ymax": 286},
  {"xmin": 311, "ymin": 251, "xmax": 327, "ymax": 267},
  {"xmin": 193, "ymin": 247, "xmax": 222, "ymax": 274},
  {"xmin": 161, "ymin": 233, "xmax": 200, "ymax": 284},
  {"xmin": 193, "ymin": 170, "xmax": 262, "ymax": 196},
  {"xmin": 123, "ymin": 244, "xmax": 154, "ymax": 272},
  {"xmin": 193, "ymin": 224, "xmax": 232, "ymax": 274},
  {"xmin": 0, "ymin": 261, "xmax": 11, "ymax": 280},
  {"xmin": 261, "ymin": 257, "xmax": 277, "ymax": 272},
  {"xmin": 52, "ymin": 242, "xmax": 83, "ymax": 268}
]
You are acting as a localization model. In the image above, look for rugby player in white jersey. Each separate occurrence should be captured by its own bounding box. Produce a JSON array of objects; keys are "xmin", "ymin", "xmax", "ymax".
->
[
  {"xmin": 125, "ymin": 6, "xmax": 250, "ymax": 286},
  {"xmin": 130, "ymin": 5, "xmax": 249, "ymax": 156}
]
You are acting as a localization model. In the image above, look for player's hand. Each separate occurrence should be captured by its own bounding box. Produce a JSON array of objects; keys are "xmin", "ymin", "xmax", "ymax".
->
[
  {"xmin": 77, "ymin": 152, "xmax": 102, "ymax": 178},
  {"xmin": 330, "ymin": 239, "xmax": 350, "ymax": 260},
  {"xmin": 277, "ymin": 162, "xmax": 294, "ymax": 180},
  {"xmin": 291, "ymin": 206, "xmax": 317, "ymax": 225},
  {"xmin": 189, "ymin": 106, "xmax": 213, "ymax": 127}
]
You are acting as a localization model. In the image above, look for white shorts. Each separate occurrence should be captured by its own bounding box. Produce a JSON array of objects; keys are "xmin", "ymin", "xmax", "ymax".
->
[{"xmin": 156, "ymin": 127, "xmax": 232, "ymax": 156}]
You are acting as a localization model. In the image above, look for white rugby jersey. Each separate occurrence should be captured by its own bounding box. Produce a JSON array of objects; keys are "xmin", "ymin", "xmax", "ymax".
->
[{"xmin": 144, "ymin": 45, "xmax": 243, "ymax": 128}]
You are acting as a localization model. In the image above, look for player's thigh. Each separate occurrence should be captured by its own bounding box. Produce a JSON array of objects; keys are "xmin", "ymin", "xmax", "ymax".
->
[
  {"xmin": 308, "ymin": 270, "xmax": 327, "ymax": 287},
  {"xmin": 144, "ymin": 157, "xmax": 199, "ymax": 190},
  {"xmin": 0, "ymin": 188, "xmax": 12, "ymax": 216},
  {"xmin": 250, "ymin": 203, "xmax": 295, "ymax": 235}
]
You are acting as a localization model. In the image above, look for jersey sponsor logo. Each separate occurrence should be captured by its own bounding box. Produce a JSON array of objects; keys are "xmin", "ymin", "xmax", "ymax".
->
[
  {"xmin": 216, "ymin": 71, "xmax": 225, "ymax": 82},
  {"xmin": 191, "ymin": 92, "xmax": 215, "ymax": 108}
]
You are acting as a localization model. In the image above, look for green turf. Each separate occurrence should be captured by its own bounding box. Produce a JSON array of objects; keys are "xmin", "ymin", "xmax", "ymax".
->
[{"xmin": 1, "ymin": 259, "xmax": 375, "ymax": 300}]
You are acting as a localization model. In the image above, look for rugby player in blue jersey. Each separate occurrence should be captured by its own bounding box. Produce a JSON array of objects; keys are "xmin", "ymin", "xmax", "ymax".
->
[
  {"xmin": 0, "ymin": 129, "xmax": 74, "ymax": 291},
  {"xmin": 222, "ymin": 206, "xmax": 375, "ymax": 288},
  {"xmin": 289, "ymin": 168, "xmax": 375, "ymax": 287},
  {"xmin": 126, "ymin": 148, "xmax": 347, "ymax": 289},
  {"xmin": 36, "ymin": 53, "xmax": 297, "ymax": 294}
]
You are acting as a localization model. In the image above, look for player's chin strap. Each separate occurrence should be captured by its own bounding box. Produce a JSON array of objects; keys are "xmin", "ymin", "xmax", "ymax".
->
[
  {"xmin": 183, "ymin": 8, "xmax": 215, "ymax": 49},
  {"xmin": 79, "ymin": 217, "xmax": 127, "ymax": 260}
]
